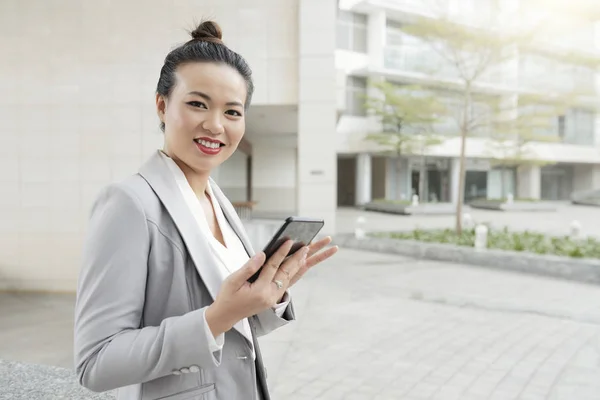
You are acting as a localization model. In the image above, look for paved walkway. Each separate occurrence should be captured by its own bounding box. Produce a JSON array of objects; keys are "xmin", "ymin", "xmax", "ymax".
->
[
  {"xmin": 262, "ymin": 248, "xmax": 600, "ymax": 400},
  {"xmin": 3, "ymin": 248, "xmax": 600, "ymax": 399}
]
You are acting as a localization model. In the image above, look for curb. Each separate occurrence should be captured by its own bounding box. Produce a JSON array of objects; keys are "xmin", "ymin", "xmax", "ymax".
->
[{"xmin": 333, "ymin": 234, "xmax": 600, "ymax": 285}]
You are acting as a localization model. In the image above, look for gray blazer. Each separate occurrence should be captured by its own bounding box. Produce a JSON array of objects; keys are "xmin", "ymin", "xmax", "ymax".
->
[{"xmin": 74, "ymin": 151, "xmax": 295, "ymax": 400}]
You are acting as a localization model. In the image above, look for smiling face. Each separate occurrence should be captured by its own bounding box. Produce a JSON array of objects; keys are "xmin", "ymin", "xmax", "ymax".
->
[{"xmin": 156, "ymin": 62, "xmax": 247, "ymax": 175}]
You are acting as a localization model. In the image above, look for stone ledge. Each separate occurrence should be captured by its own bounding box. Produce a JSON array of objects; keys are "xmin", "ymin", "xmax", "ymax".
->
[
  {"xmin": 0, "ymin": 359, "xmax": 115, "ymax": 399},
  {"xmin": 469, "ymin": 200, "xmax": 558, "ymax": 212},
  {"xmin": 364, "ymin": 202, "xmax": 467, "ymax": 215},
  {"xmin": 333, "ymin": 234, "xmax": 600, "ymax": 285}
]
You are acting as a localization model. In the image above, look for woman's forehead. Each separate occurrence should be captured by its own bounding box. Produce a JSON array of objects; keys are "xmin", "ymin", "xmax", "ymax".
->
[{"xmin": 173, "ymin": 62, "xmax": 247, "ymax": 101}]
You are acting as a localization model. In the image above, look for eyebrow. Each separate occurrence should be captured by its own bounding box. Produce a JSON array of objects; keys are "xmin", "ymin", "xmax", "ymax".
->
[{"xmin": 187, "ymin": 91, "xmax": 244, "ymax": 108}]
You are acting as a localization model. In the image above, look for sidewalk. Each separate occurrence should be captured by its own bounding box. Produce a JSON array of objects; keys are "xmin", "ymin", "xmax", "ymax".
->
[{"xmin": 2, "ymin": 247, "xmax": 600, "ymax": 399}]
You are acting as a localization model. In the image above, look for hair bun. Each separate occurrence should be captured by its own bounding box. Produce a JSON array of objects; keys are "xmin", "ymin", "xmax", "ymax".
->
[{"xmin": 190, "ymin": 20, "xmax": 223, "ymax": 44}]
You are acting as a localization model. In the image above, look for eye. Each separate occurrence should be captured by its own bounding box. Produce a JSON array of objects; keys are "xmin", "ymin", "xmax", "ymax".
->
[
  {"xmin": 187, "ymin": 101, "xmax": 207, "ymax": 109},
  {"xmin": 226, "ymin": 110, "xmax": 243, "ymax": 117}
]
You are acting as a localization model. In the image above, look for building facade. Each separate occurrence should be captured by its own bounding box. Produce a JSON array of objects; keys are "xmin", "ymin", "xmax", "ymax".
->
[
  {"xmin": 0, "ymin": 0, "xmax": 338, "ymax": 291},
  {"xmin": 336, "ymin": 0, "xmax": 600, "ymax": 206}
]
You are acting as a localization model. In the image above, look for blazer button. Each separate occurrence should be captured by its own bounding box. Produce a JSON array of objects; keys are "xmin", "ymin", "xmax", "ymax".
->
[
  {"xmin": 180, "ymin": 367, "xmax": 190, "ymax": 374},
  {"xmin": 189, "ymin": 365, "xmax": 200, "ymax": 373}
]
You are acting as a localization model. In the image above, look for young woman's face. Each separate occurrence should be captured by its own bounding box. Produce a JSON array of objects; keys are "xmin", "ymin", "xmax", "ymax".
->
[{"xmin": 156, "ymin": 62, "xmax": 247, "ymax": 173}]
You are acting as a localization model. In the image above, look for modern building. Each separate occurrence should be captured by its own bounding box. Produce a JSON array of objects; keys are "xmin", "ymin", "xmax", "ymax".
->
[
  {"xmin": 0, "ymin": 0, "xmax": 338, "ymax": 291},
  {"xmin": 2, "ymin": 0, "xmax": 599, "ymax": 292},
  {"xmin": 335, "ymin": 0, "xmax": 600, "ymax": 206}
]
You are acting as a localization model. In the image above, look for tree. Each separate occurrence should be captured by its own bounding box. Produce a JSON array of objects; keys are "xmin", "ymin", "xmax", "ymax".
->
[
  {"xmin": 487, "ymin": 93, "xmax": 574, "ymax": 199},
  {"xmin": 400, "ymin": 11, "xmax": 545, "ymax": 233},
  {"xmin": 363, "ymin": 80, "xmax": 445, "ymax": 202}
]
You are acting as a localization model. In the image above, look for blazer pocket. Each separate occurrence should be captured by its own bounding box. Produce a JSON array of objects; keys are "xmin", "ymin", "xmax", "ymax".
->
[{"xmin": 154, "ymin": 384, "xmax": 215, "ymax": 400}]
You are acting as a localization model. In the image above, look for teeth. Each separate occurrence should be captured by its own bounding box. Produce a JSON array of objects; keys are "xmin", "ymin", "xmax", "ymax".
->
[{"xmin": 196, "ymin": 139, "xmax": 221, "ymax": 149}]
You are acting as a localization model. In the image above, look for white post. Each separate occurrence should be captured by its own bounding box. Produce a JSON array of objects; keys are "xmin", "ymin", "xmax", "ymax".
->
[
  {"xmin": 412, "ymin": 194, "xmax": 419, "ymax": 207},
  {"xmin": 506, "ymin": 193, "xmax": 514, "ymax": 204},
  {"xmin": 355, "ymin": 216, "xmax": 366, "ymax": 239},
  {"xmin": 463, "ymin": 213, "xmax": 474, "ymax": 229},
  {"xmin": 570, "ymin": 220, "xmax": 582, "ymax": 240},
  {"xmin": 474, "ymin": 224, "xmax": 488, "ymax": 250}
]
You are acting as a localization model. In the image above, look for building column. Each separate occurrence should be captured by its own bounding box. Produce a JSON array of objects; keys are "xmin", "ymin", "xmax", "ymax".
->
[
  {"xmin": 367, "ymin": 10, "xmax": 386, "ymax": 69},
  {"xmin": 450, "ymin": 158, "xmax": 461, "ymax": 204},
  {"xmin": 517, "ymin": 165, "xmax": 541, "ymax": 199},
  {"xmin": 297, "ymin": 0, "xmax": 337, "ymax": 234},
  {"xmin": 355, "ymin": 153, "xmax": 372, "ymax": 205}
]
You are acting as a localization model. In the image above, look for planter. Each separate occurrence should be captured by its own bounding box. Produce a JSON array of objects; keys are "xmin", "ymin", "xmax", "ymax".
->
[
  {"xmin": 364, "ymin": 202, "xmax": 466, "ymax": 216},
  {"xmin": 333, "ymin": 234, "xmax": 600, "ymax": 285},
  {"xmin": 469, "ymin": 199, "xmax": 557, "ymax": 212}
]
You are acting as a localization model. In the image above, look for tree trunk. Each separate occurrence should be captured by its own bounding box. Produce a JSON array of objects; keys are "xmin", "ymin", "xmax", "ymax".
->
[
  {"xmin": 419, "ymin": 154, "xmax": 427, "ymax": 203},
  {"xmin": 501, "ymin": 165, "xmax": 507, "ymax": 199},
  {"xmin": 395, "ymin": 148, "xmax": 403, "ymax": 201},
  {"xmin": 455, "ymin": 86, "xmax": 471, "ymax": 234}
]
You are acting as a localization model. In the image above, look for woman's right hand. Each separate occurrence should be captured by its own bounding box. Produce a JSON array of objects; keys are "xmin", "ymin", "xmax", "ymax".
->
[{"xmin": 205, "ymin": 240, "xmax": 308, "ymax": 338}]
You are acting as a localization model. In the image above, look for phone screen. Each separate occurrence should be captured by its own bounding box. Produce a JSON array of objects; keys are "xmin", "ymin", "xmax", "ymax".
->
[
  {"xmin": 247, "ymin": 218, "xmax": 324, "ymax": 283},
  {"xmin": 263, "ymin": 220, "xmax": 324, "ymax": 259}
]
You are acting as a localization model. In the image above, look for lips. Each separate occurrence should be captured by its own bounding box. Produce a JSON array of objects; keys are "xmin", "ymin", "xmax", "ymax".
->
[{"xmin": 194, "ymin": 137, "xmax": 224, "ymax": 155}]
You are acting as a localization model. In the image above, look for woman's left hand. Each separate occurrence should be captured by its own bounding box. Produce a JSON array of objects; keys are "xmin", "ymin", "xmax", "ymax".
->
[{"xmin": 287, "ymin": 236, "xmax": 338, "ymax": 288}]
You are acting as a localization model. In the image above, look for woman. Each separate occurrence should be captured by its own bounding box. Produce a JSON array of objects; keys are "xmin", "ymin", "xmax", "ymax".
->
[{"xmin": 74, "ymin": 20, "xmax": 338, "ymax": 400}]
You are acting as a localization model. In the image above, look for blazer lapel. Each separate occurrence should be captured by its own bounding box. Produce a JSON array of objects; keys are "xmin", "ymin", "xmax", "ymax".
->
[
  {"xmin": 137, "ymin": 151, "xmax": 222, "ymax": 303},
  {"xmin": 209, "ymin": 178, "xmax": 256, "ymax": 258}
]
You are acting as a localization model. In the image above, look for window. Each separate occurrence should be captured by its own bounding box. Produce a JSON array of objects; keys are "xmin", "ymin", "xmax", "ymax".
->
[
  {"xmin": 337, "ymin": 10, "xmax": 367, "ymax": 53},
  {"xmin": 345, "ymin": 76, "xmax": 367, "ymax": 116},
  {"xmin": 564, "ymin": 108, "xmax": 594, "ymax": 146},
  {"xmin": 558, "ymin": 115, "xmax": 566, "ymax": 139}
]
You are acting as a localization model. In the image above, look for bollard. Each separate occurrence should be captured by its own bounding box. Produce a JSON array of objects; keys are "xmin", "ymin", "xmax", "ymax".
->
[
  {"xmin": 506, "ymin": 193, "xmax": 514, "ymax": 205},
  {"xmin": 570, "ymin": 220, "xmax": 581, "ymax": 240},
  {"xmin": 412, "ymin": 194, "xmax": 419, "ymax": 207},
  {"xmin": 474, "ymin": 224, "xmax": 488, "ymax": 250},
  {"xmin": 463, "ymin": 213, "xmax": 473, "ymax": 229},
  {"xmin": 355, "ymin": 216, "xmax": 366, "ymax": 239}
]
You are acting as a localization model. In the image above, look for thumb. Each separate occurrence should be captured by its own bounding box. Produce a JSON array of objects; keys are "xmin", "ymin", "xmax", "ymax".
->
[{"xmin": 230, "ymin": 252, "xmax": 266, "ymax": 286}]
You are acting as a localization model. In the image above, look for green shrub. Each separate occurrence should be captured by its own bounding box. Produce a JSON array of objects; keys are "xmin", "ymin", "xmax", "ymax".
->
[{"xmin": 373, "ymin": 228, "xmax": 600, "ymax": 259}]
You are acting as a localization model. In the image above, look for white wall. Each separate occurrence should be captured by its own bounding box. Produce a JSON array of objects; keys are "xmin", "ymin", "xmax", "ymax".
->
[
  {"xmin": 573, "ymin": 164, "xmax": 600, "ymax": 192},
  {"xmin": 0, "ymin": 0, "xmax": 302, "ymax": 292},
  {"xmin": 215, "ymin": 151, "xmax": 247, "ymax": 202},
  {"xmin": 252, "ymin": 138, "xmax": 297, "ymax": 215}
]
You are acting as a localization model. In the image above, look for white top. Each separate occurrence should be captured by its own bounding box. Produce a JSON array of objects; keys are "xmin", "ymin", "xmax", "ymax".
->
[{"xmin": 159, "ymin": 152, "xmax": 289, "ymax": 361}]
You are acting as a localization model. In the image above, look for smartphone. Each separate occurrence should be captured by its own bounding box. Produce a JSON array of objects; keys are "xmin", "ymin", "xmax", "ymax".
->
[{"xmin": 247, "ymin": 216, "xmax": 325, "ymax": 283}]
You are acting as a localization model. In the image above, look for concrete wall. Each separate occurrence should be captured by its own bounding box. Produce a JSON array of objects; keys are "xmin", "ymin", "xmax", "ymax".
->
[
  {"xmin": 216, "ymin": 151, "xmax": 247, "ymax": 203},
  {"xmin": 251, "ymin": 138, "xmax": 297, "ymax": 215},
  {"xmin": 0, "ymin": 0, "xmax": 303, "ymax": 291},
  {"xmin": 573, "ymin": 164, "xmax": 600, "ymax": 192}
]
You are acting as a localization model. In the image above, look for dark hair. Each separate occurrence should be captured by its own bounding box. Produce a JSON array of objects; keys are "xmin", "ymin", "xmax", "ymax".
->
[{"xmin": 156, "ymin": 20, "xmax": 254, "ymax": 132}]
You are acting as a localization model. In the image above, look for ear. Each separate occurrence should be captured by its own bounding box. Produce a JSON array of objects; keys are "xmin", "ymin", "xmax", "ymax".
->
[{"xmin": 156, "ymin": 93, "xmax": 167, "ymax": 123}]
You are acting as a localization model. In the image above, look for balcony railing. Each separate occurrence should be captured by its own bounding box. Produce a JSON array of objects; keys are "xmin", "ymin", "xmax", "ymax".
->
[{"xmin": 383, "ymin": 46, "xmax": 515, "ymax": 88}]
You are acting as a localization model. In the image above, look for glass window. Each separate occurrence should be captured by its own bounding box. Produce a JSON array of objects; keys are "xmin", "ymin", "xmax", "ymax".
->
[
  {"xmin": 565, "ymin": 108, "xmax": 594, "ymax": 145},
  {"xmin": 336, "ymin": 11, "xmax": 367, "ymax": 52},
  {"xmin": 346, "ymin": 76, "xmax": 367, "ymax": 116}
]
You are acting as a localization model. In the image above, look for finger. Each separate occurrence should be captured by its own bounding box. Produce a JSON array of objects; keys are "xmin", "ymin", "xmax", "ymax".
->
[
  {"xmin": 305, "ymin": 245, "xmax": 338, "ymax": 270},
  {"xmin": 289, "ymin": 246, "xmax": 338, "ymax": 287},
  {"xmin": 307, "ymin": 236, "xmax": 332, "ymax": 258},
  {"xmin": 229, "ymin": 252, "xmax": 266, "ymax": 287},
  {"xmin": 276, "ymin": 246, "xmax": 309, "ymax": 286},
  {"xmin": 257, "ymin": 240, "xmax": 294, "ymax": 284}
]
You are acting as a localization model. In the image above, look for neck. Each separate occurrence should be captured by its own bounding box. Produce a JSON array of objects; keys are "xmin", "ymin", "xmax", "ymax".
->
[{"xmin": 162, "ymin": 149, "xmax": 210, "ymax": 198}]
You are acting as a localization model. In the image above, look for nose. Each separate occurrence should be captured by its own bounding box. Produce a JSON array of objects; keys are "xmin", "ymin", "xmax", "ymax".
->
[{"xmin": 201, "ymin": 112, "xmax": 224, "ymax": 135}]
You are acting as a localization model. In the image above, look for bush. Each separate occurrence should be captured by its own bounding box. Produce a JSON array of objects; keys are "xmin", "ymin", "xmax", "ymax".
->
[{"xmin": 372, "ymin": 228, "xmax": 600, "ymax": 259}]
